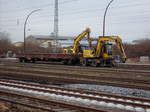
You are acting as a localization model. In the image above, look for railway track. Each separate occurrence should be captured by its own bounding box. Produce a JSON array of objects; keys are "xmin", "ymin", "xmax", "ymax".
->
[
  {"xmin": 0, "ymin": 67, "xmax": 150, "ymax": 84},
  {"xmin": 1, "ymin": 61, "xmax": 150, "ymax": 79},
  {"xmin": 1, "ymin": 62, "xmax": 150, "ymax": 81},
  {"xmin": 0, "ymin": 90, "xmax": 105, "ymax": 112},
  {"xmin": 1, "ymin": 61, "xmax": 150, "ymax": 73},
  {"xmin": 0, "ymin": 66, "xmax": 150, "ymax": 91},
  {"xmin": 0, "ymin": 79, "xmax": 150, "ymax": 112},
  {"xmin": 1, "ymin": 62, "xmax": 150, "ymax": 82}
]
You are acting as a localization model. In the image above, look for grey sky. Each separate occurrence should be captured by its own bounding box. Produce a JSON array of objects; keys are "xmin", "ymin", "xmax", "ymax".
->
[{"xmin": 0, "ymin": 0, "xmax": 150, "ymax": 42}]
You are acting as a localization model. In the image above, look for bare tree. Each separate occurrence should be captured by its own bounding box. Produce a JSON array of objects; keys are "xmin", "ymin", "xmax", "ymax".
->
[
  {"xmin": 0, "ymin": 31, "xmax": 13, "ymax": 54},
  {"xmin": 124, "ymin": 38, "xmax": 150, "ymax": 58}
]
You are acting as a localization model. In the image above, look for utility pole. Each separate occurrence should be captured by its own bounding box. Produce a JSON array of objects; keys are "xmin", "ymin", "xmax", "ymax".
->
[
  {"xmin": 54, "ymin": 0, "xmax": 59, "ymax": 52},
  {"xmin": 24, "ymin": 9, "xmax": 41, "ymax": 54},
  {"xmin": 103, "ymin": 0, "xmax": 114, "ymax": 37}
]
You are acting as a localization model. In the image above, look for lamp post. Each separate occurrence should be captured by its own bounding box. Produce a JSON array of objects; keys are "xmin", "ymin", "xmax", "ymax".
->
[
  {"xmin": 24, "ymin": 9, "xmax": 41, "ymax": 54},
  {"xmin": 103, "ymin": 0, "xmax": 114, "ymax": 37}
]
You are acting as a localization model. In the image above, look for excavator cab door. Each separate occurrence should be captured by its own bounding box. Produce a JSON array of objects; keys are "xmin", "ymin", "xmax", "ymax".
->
[{"xmin": 102, "ymin": 42, "xmax": 113, "ymax": 58}]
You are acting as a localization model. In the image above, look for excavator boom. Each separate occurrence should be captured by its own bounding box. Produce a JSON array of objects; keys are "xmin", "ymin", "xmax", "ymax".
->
[
  {"xmin": 72, "ymin": 28, "xmax": 91, "ymax": 54},
  {"xmin": 95, "ymin": 36, "xmax": 127, "ymax": 61}
]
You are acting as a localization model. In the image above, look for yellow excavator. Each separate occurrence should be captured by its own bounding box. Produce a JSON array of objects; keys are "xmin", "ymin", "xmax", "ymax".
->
[
  {"xmin": 63, "ymin": 28, "xmax": 126, "ymax": 66},
  {"xmin": 63, "ymin": 28, "xmax": 92, "ymax": 54},
  {"xmin": 81, "ymin": 36, "xmax": 127, "ymax": 66}
]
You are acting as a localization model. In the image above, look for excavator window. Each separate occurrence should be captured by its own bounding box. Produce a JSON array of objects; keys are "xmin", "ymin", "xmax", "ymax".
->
[
  {"xmin": 78, "ymin": 45, "xmax": 83, "ymax": 53},
  {"xmin": 106, "ymin": 44, "xmax": 113, "ymax": 55}
]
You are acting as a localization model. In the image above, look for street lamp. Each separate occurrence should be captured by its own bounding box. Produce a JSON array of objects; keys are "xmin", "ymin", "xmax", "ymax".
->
[
  {"xmin": 103, "ymin": 0, "xmax": 114, "ymax": 37},
  {"xmin": 24, "ymin": 9, "xmax": 41, "ymax": 54}
]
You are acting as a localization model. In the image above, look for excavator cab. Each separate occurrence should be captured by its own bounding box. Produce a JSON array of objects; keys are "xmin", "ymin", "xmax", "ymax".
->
[
  {"xmin": 102, "ymin": 42, "xmax": 113, "ymax": 58},
  {"xmin": 105, "ymin": 43, "xmax": 113, "ymax": 55}
]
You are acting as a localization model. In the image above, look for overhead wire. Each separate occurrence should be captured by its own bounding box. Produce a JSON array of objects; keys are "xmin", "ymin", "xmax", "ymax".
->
[
  {"xmin": 1, "ymin": 0, "xmax": 150, "ymax": 30},
  {"xmin": 1, "ymin": 0, "xmax": 150, "ymax": 18},
  {"xmin": 0, "ymin": 0, "xmax": 79, "ymax": 13},
  {"xmin": 1, "ymin": 5, "xmax": 150, "ymax": 23}
]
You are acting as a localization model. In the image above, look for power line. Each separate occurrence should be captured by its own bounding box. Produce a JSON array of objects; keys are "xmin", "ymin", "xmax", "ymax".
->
[
  {"xmin": 0, "ymin": 0, "xmax": 78, "ymax": 13},
  {"xmin": 1, "ymin": 16, "xmax": 150, "ymax": 29},
  {"xmin": 0, "ymin": 0, "xmax": 149, "ymax": 17},
  {"xmin": 1, "ymin": 0, "xmax": 150, "ymax": 22},
  {"xmin": 1, "ymin": 5, "xmax": 150, "ymax": 23},
  {"xmin": 1, "ymin": 0, "xmax": 150, "ymax": 14},
  {"xmin": 1, "ymin": 1, "xmax": 150, "ymax": 28},
  {"xmin": 1, "ymin": 11, "xmax": 150, "ymax": 28}
]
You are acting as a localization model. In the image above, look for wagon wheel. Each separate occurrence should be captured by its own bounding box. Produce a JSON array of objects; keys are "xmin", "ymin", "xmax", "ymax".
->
[{"xmin": 63, "ymin": 60, "xmax": 69, "ymax": 65}]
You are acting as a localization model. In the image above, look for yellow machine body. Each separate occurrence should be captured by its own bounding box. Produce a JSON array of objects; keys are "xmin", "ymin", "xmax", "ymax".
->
[
  {"xmin": 83, "ymin": 49, "xmax": 95, "ymax": 58},
  {"xmin": 63, "ymin": 27, "xmax": 127, "ymax": 66},
  {"xmin": 81, "ymin": 36, "xmax": 127, "ymax": 66}
]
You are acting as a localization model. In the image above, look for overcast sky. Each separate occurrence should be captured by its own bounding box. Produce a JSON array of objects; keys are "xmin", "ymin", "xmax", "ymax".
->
[{"xmin": 0, "ymin": 0, "xmax": 150, "ymax": 42}]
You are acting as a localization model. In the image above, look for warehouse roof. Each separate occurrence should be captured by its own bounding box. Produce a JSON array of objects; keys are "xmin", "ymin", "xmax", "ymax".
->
[{"xmin": 27, "ymin": 35, "xmax": 74, "ymax": 40}]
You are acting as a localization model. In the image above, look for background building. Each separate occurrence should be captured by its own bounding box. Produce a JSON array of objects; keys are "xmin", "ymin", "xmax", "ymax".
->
[{"xmin": 26, "ymin": 35, "xmax": 74, "ymax": 48}]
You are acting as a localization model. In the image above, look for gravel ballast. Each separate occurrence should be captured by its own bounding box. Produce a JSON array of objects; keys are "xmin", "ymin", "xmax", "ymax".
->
[{"xmin": 62, "ymin": 84, "xmax": 150, "ymax": 99}]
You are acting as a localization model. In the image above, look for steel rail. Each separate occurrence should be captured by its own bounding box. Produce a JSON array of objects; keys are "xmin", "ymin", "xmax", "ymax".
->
[
  {"xmin": 0, "ymin": 90, "xmax": 105, "ymax": 112},
  {"xmin": 0, "ymin": 61, "xmax": 150, "ymax": 72},
  {"xmin": 0, "ymin": 80, "xmax": 149, "ymax": 110},
  {"xmin": 0, "ymin": 71, "xmax": 150, "ymax": 91},
  {"xmin": 0, "ymin": 67, "xmax": 150, "ymax": 85},
  {"xmin": 1, "ymin": 79, "xmax": 150, "ymax": 103}
]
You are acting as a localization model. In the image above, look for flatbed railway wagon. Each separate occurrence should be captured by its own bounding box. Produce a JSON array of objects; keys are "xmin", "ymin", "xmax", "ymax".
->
[{"xmin": 17, "ymin": 53, "xmax": 81, "ymax": 65}]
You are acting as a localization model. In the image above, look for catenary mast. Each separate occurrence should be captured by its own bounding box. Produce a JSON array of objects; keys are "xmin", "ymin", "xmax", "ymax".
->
[{"xmin": 54, "ymin": 0, "xmax": 59, "ymax": 51}]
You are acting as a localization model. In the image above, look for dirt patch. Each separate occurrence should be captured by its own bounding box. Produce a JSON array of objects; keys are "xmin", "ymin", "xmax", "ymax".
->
[
  {"xmin": 0, "ymin": 103, "xmax": 10, "ymax": 112},
  {"xmin": 0, "ymin": 102, "xmax": 47, "ymax": 112}
]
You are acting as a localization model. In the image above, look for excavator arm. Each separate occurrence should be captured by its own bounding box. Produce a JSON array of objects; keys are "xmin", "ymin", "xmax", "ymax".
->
[
  {"xmin": 113, "ymin": 36, "xmax": 127, "ymax": 62},
  {"xmin": 95, "ymin": 36, "xmax": 127, "ymax": 62},
  {"xmin": 72, "ymin": 28, "xmax": 91, "ymax": 54}
]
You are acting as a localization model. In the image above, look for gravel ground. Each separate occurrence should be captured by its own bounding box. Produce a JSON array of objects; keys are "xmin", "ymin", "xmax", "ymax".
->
[{"xmin": 62, "ymin": 84, "xmax": 150, "ymax": 99}]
